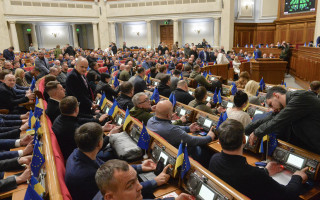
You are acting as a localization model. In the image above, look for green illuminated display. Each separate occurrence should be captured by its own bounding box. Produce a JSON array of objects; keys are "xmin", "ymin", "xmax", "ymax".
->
[
  {"xmin": 284, "ymin": 0, "xmax": 315, "ymax": 14},
  {"xmin": 26, "ymin": 29, "xmax": 31, "ymax": 32}
]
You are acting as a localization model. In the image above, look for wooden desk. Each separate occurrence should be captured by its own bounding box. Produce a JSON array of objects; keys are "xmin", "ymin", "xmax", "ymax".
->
[
  {"xmin": 12, "ymin": 188, "xmax": 27, "ymax": 200},
  {"xmin": 251, "ymin": 59, "xmax": 287, "ymax": 84},
  {"xmin": 232, "ymin": 47, "xmax": 282, "ymax": 58},
  {"xmin": 153, "ymin": 183, "xmax": 180, "ymax": 198}
]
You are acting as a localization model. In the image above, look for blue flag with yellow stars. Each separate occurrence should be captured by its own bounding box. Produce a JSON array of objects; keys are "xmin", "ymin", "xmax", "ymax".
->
[
  {"xmin": 24, "ymin": 184, "xmax": 43, "ymax": 200},
  {"xmin": 30, "ymin": 176, "xmax": 45, "ymax": 196},
  {"xmin": 150, "ymin": 87, "xmax": 160, "ymax": 104},
  {"xmin": 34, "ymin": 98, "xmax": 43, "ymax": 119},
  {"xmin": 209, "ymin": 71, "xmax": 212, "ymax": 75},
  {"xmin": 218, "ymin": 90, "xmax": 222, "ymax": 104},
  {"xmin": 260, "ymin": 133, "xmax": 278, "ymax": 155},
  {"xmin": 113, "ymin": 76, "xmax": 119, "ymax": 88},
  {"xmin": 259, "ymin": 77, "xmax": 265, "ymax": 91},
  {"xmin": 231, "ymin": 82, "xmax": 237, "ymax": 95},
  {"xmin": 30, "ymin": 77, "xmax": 36, "ymax": 92},
  {"xmin": 181, "ymin": 144, "xmax": 191, "ymax": 179},
  {"xmin": 216, "ymin": 112, "xmax": 228, "ymax": 130},
  {"xmin": 137, "ymin": 124, "xmax": 151, "ymax": 150},
  {"xmin": 180, "ymin": 73, "xmax": 183, "ymax": 80},
  {"xmin": 213, "ymin": 89, "xmax": 218, "ymax": 104},
  {"xmin": 31, "ymin": 140, "xmax": 45, "ymax": 178},
  {"xmin": 147, "ymin": 73, "xmax": 151, "ymax": 84},
  {"xmin": 169, "ymin": 93, "xmax": 176, "ymax": 107}
]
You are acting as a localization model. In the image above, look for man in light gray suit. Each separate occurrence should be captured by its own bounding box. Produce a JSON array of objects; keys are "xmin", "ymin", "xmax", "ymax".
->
[{"xmin": 35, "ymin": 51, "xmax": 50, "ymax": 79}]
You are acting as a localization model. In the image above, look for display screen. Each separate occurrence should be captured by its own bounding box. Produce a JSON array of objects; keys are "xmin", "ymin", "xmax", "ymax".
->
[
  {"xmin": 189, "ymin": 91, "xmax": 193, "ymax": 95},
  {"xmin": 118, "ymin": 118, "xmax": 123, "ymax": 125},
  {"xmin": 199, "ymin": 184, "xmax": 215, "ymax": 200},
  {"xmin": 254, "ymin": 110, "xmax": 264, "ymax": 115},
  {"xmin": 206, "ymin": 96, "xmax": 212, "ymax": 102},
  {"xmin": 210, "ymin": 77, "xmax": 215, "ymax": 81},
  {"xmin": 284, "ymin": 0, "xmax": 315, "ymax": 14},
  {"xmin": 159, "ymin": 152, "xmax": 168, "ymax": 164},
  {"xmin": 245, "ymin": 135, "xmax": 249, "ymax": 143},
  {"xmin": 287, "ymin": 154, "xmax": 305, "ymax": 169},
  {"xmin": 105, "ymin": 107, "xmax": 109, "ymax": 114},
  {"xmin": 154, "ymin": 82, "xmax": 159, "ymax": 86},
  {"xmin": 97, "ymin": 99, "xmax": 100, "ymax": 105},
  {"xmin": 180, "ymin": 109, "xmax": 186, "ymax": 116},
  {"xmin": 227, "ymin": 102, "xmax": 234, "ymax": 108},
  {"xmin": 204, "ymin": 119, "xmax": 212, "ymax": 128}
]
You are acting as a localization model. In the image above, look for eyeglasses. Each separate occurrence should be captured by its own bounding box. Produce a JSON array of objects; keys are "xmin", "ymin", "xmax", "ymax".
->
[{"xmin": 139, "ymin": 98, "xmax": 150, "ymax": 104}]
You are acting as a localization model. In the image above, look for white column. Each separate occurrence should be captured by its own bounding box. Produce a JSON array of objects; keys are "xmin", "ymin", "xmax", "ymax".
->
[
  {"xmin": 314, "ymin": 0, "xmax": 320, "ymax": 45},
  {"xmin": 213, "ymin": 17, "xmax": 220, "ymax": 48},
  {"xmin": 146, "ymin": 20, "xmax": 152, "ymax": 50},
  {"xmin": 109, "ymin": 22, "xmax": 116, "ymax": 44},
  {"xmin": 31, "ymin": 23, "xmax": 38, "ymax": 50},
  {"xmin": 221, "ymin": 0, "xmax": 234, "ymax": 50},
  {"xmin": 92, "ymin": 22, "xmax": 99, "ymax": 50},
  {"xmin": 8, "ymin": 21, "xmax": 20, "ymax": 52},
  {"xmin": 72, "ymin": 24, "xmax": 79, "ymax": 48},
  {"xmin": 173, "ymin": 19, "xmax": 179, "ymax": 45}
]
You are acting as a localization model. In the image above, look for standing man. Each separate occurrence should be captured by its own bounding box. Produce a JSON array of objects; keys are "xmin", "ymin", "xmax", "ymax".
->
[
  {"xmin": 3, "ymin": 47, "xmax": 15, "ymax": 61},
  {"xmin": 35, "ymin": 51, "xmax": 50, "ymax": 79},
  {"xmin": 199, "ymin": 47, "xmax": 209, "ymax": 63},
  {"xmin": 28, "ymin": 43, "xmax": 35, "ymax": 53},
  {"xmin": 66, "ymin": 57, "xmax": 94, "ymax": 115},
  {"xmin": 253, "ymin": 45, "xmax": 262, "ymax": 59}
]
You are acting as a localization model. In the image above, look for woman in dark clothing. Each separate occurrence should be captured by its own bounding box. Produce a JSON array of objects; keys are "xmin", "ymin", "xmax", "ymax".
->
[
  {"xmin": 88, "ymin": 62, "xmax": 101, "ymax": 81},
  {"xmin": 95, "ymin": 73, "xmax": 119, "ymax": 102}
]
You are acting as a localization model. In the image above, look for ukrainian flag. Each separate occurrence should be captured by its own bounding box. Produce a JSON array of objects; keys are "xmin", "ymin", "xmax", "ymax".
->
[
  {"xmin": 108, "ymin": 100, "xmax": 119, "ymax": 118},
  {"xmin": 29, "ymin": 110, "xmax": 36, "ymax": 129},
  {"xmin": 30, "ymin": 176, "xmax": 45, "ymax": 196},
  {"xmin": 34, "ymin": 98, "xmax": 43, "ymax": 119},
  {"xmin": 174, "ymin": 142, "xmax": 184, "ymax": 177},
  {"xmin": 99, "ymin": 93, "xmax": 108, "ymax": 110},
  {"xmin": 123, "ymin": 108, "xmax": 131, "ymax": 130},
  {"xmin": 31, "ymin": 141, "xmax": 45, "ymax": 178},
  {"xmin": 24, "ymin": 184, "xmax": 43, "ymax": 200}
]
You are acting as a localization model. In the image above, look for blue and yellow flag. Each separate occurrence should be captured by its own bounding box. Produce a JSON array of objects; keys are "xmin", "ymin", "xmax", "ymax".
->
[
  {"xmin": 169, "ymin": 93, "xmax": 176, "ymax": 107},
  {"xmin": 30, "ymin": 176, "xmax": 45, "ymax": 196},
  {"xmin": 30, "ymin": 77, "xmax": 36, "ymax": 92},
  {"xmin": 150, "ymin": 87, "xmax": 160, "ymax": 104},
  {"xmin": 146, "ymin": 73, "xmax": 151, "ymax": 84},
  {"xmin": 113, "ymin": 76, "xmax": 119, "ymax": 88},
  {"xmin": 209, "ymin": 71, "xmax": 212, "ymax": 75},
  {"xmin": 31, "ymin": 141, "xmax": 45, "ymax": 177},
  {"xmin": 266, "ymin": 44, "xmax": 269, "ymax": 48},
  {"xmin": 213, "ymin": 89, "xmax": 218, "ymax": 104},
  {"xmin": 137, "ymin": 124, "xmax": 151, "ymax": 150},
  {"xmin": 180, "ymin": 73, "xmax": 183, "ymax": 80},
  {"xmin": 259, "ymin": 77, "xmax": 265, "ymax": 91},
  {"xmin": 123, "ymin": 108, "xmax": 131, "ymax": 130},
  {"xmin": 99, "ymin": 93, "xmax": 108, "ymax": 110},
  {"xmin": 245, "ymin": 44, "xmax": 248, "ymax": 48},
  {"xmin": 108, "ymin": 100, "xmax": 119, "ymax": 118},
  {"xmin": 29, "ymin": 110, "xmax": 36, "ymax": 129},
  {"xmin": 230, "ymin": 82, "xmax": 237, "ymax": 95},
  {"xmin": 34, "ymin": 98, "xmax": 43, "ymax": 119},
  {"xmin": 174, "ymin": 142, "xmax": 184, "ymax": 177},
  {"xmin": 259, "ymin": 133, "xmax": 278, "ymax": 155},
  {"xmin": 281, "ymin": 80, "xmax": 287, "ymax": 87},
  {"xmin": 203, "ymin": 71, "xmax": 208, "ymax": 80},
  {"xmin": 218, "ymin": 90, "xmax": 222, "ymax": 104},
  {"xmin": 181, "ymin": 144, "xmax": 191, "ymax": 179},
  {"xmin": 216, "ymin": 112, "xmax": 228, "ymax": 130},
  {"xmin": 24, "ymin": 184, "xmax": 43, "ymax": 200}
]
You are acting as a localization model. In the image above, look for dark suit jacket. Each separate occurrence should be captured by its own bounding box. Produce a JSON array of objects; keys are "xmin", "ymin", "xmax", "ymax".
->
[
  {"xmin": 66, "ymin": 69, "xmax": 93, "ymax": 115},
  {"xmin": 45, "ymin": 98, "xmax": 60, "ymax": 123},
  {"xmin": 168, "ymin": 62, "xmax": 176, "ymax": 70},
  {"xmin": 0, "ymin": 151, "xmax": 18, "ymax": 161},
  {"xmin": 174, "ymin": 88, "xmax": 194, "ymax": 105},
  {"xmin": 157, "ymin": 84, "xmax": 171, "ymax": 98},
  {"xmin": 133, "ymin": 75, "xmax": 147, "ymax": 94},
  {"xmin": 209, "ymin": 152, "xmax": 302, "ymax": 200},
  {"xmin": 3, "ymin": 49, "xmax": 14, "ymax": 61},
  {"xmin": 0, "ymin": 139, "xmax": 16, "ymax": 151},
  {"xmin": 64, "ymin": 46, "xmax": 76, "ymax": 56},
  {"xmin": 95, "ymin": 81, "xmax": 119, "ymax": 102},
  {"xmin": 116, "ymin": 93, "xmax": 134, "ymax": 110},
  {"xmin": 0, "ymin": 158, "xmax": 23, "ymax": 193},
  {"xmin": 199, "ymin": 51, "xmax": 209, "ymax": 62},
  {"xmin": 0, "ymin": 83, "xmax": 29, "ymax": 112}
]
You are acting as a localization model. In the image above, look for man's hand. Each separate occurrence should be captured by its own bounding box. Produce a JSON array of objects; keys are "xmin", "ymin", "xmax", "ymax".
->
[
  {"xmin": 171, "ymin": 113, "xmax": 180, "ymax": 120},
  {"xmin": 293, "ymin": 167, "xmax": 308, "ymax": 183},
  {"xmin": 22, "ymin": 142, "xmax": 34, "ymax": 156},
  {"xmin": 151, "ymin": 105, "xmax": 157, "ymax": 112},
  {"xmin": 18, "ymin": 155, "xmax": 32, "ymax": 165},
  {"xmin": 16, "ymin": 166, "xmax": 31, "ymax": 184},
  {"xmin": 141, "ymin": 159, "xmax": 157, "ymax": 172},
  {"xmin": 99, "ymin": 114, "xmax": 109, "ymax": 123},
  {"xmin": 20, "ymin": 135, "xmax": 33, "ymax": 146},
  {"xmin": 108, "ymin": 125, "xmax": 123, "ymax": 135},
  {"xmin": 26, "ymin": 92, "xmax": 35, "ymax": 100},
  {"xmin": 249, "ymin": 132, "xmax": 257, "ymax": 146},
  {"xmin": 154, "ymin": 165, "xmax": 170, "ymax": 186},
  {"xmin": 20, "ymin": 123, "xmax": 29, "ymax": 132},
  {"xmin": 217, "ymin": 106, "xmax": 226, "ymax": 113},
  {"xmin": 103, "ymin": 121, "xmax": 116, "ymax": 132},
  {"xmin": 207, "ymin": 126, "xmax": 215, "ymax": 141},
  {"xmin": 22, "ymin": 119, "xmax": 28, "ymax": 124},
  {"xmin": 189, "ymin": 122, "xmax": 201, "ymax": 133},
  {"xmin": 176, "ymin": 193, "xmax": 193, "ymax": 200},
  {"xmin": 92, "ymin": 104, "xmax": 99, "ymax": 110},
  {"xmin": 206, "ymin": 102, "xmax": 211, "ymax": 108},
  {"xmin": 20, "ymin": 112, "xmax": 29, "ymax": 120},
  {"xmin": 266, "ymin": 161, "xmax": 284, "ymax": 176},
  {"xmin": 180, "ymin": 115, "xmax": 187, "ymax": 123}
]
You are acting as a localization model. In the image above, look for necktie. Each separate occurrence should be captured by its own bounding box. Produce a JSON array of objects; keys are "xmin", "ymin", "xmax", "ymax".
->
[{"xmin": 81, "ymin": 75, "xmax": 88, "ymax": 88}]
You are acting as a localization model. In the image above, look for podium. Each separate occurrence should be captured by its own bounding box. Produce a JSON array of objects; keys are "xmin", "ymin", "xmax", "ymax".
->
[{"xmin": 250, "ymin": 58, "xmax": 287, "ymax": 85}]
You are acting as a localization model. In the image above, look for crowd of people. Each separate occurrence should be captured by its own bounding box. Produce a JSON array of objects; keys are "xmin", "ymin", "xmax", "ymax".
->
[{"xmin": 0, "ymin": 39, "xmax": 320, "ymax": 200}]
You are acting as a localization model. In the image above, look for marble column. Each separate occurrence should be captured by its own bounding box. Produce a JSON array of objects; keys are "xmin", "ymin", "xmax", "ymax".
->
[
  {"xmin": 221, "ymin": 0, "xmax": 234, "ymax": 50},
  {"xmin": 92, "ymin": 22, "xmax": 99, "ymax": 50},
  {"xmin": 213, "ymin": 17, "xmax": 220, "ymax": 47},
  {"xmin": 109, "ymin": 22, "xmax": 116, "ymax": 44},
  {"xmin": 8, "ymin": 21, "xmax": 20, "ymax": 52},
  {"xmin": 173, "ymin": 19, "xmax": 179, "ymax": 45},
  {"xmin": 146, "ymin": 20, "xmax": 152, "ymax": 50},
  {"xmin": 72, "ymin": 24, "xmax": 79, "ymax": 48},
  {"xmin": 31, "ymin": 23, "xmax": 38, "ymax": 50}
]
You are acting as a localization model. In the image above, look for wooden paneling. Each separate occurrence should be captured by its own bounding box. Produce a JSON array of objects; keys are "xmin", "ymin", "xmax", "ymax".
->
[{"xmin": 160, "ymin": 25, "xmax": 173, "ymax": 50}]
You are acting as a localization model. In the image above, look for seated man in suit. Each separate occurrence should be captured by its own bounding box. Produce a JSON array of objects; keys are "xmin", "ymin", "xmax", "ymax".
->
[
  {"xmin": 147, "ymin": 100, "xmax": 214, "ymax": 166},
  {"xmin": 133, "ymin": 67, "xmax": 147, "ymax": 94},
  {"xmin": 0, "ymin": 74, "xmax": 34, "ymax": 113},
  {"xmin": 25, "ymin": 67, "xmax": 40, "ymax": 84},
  {"xmin": 0, "ymin": 135, "xmax": 33, "ymax": 161},
  {"xmin": 35, "ymin": 51, "xmax": 50, "ymax": 79},
  {"xmin": 52, "ymin": 96, "xmax": 112, "ymax": 161},
  {"xmin": 157, "ymin": 74, "xmax": 172, "ymax": 98},
  {"xmin": 168, "ymin": 58, "xmax": 178, "ymax": 70},
  {"xmin": 209, "ymin": 119, "xmax": 307, "ymax": 200},
  {"xmin": 45, "ymin": 81, "xmax": 66, "ymax": 122},
  {"xmin": 199, "ymin": 47, "xmax": 209, "ymax": 63},
  {"xmin": 116, "ymin": 81, "xmax": 134, "ymax": 110},
  {"xmin": 189, "ymin": 65, "xmax": 212, "ymax": 89},
  {"xmin": 170, "ymin": 69, "xmax": 181, "ymax": 91},
  {"xmin": 142, "ymin": 57, "xmax": 151, "ymax": 70},
  {"xmin": 94, "ymin": 159, "xmax": 191, "ymax": 200},
  {"xmin": 173, "ymin": 80, "xmax": 194, "ymax": 105},
  {"xmin": 66, "ymin": 56, "xmax": 95, "ymax": 115}
]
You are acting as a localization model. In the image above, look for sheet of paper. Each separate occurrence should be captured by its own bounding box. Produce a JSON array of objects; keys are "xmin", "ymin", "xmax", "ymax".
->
[
  {"xmin": 271, "ymin": 170, "xmax": 293, "ymax": 185},
  {"xmin": 162, "ymin": 192, "xmax": 178, "ymax": 198}
]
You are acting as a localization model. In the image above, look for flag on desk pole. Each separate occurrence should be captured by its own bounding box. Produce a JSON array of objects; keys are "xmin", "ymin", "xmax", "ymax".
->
[
  {"xmin": 113, "ymin": 76, "xmax": 119, "ymax": 88},
  {"xmin": 34, "ymin": 98, "xmax": 43, "ymax": 119},
  {"xmin": 218, "ymin": 90, "xmax": 222, "ymax": 104},
  {"xmin": 213, "ymin": 89, "xmax": 218, "ymax": 104},
  {"xmin": 108, "ymin": 100, "xmax": 119, "ymax": 118},
  {"xmin": 181, "ymin": 144, "xmax": 191, "ymax": 179},
  {"xmin": 150, "ymin": 87, "xmax": 160, "ymax": 104},
  {"xmin": 29, "ymin": 110, "xmax": 36, "ymax": 129},
  {"xmin": 31, "ymin": 140, "xmax": 45, "ymax": 178},
  {"xmin": 230, "ymin": 82, "xmax": 237, "ymax": 95},
  {"xmin": 24, "ymin": 184, "xmax": 43, "ymax": 200},
  {"xmin": 180, "ymin": 73, "xmax": 183, "ymax": 80},
  {"xmin": 259, "ymin": 77, "xmax": 265, "ymax": 91},
  {"xmin": 30, "ymin": 176, "xmax": 45, "ymax": 196},
  {"xmin": 216, "ymin": 112, "xmax": 228, "ymax": 131},
  {"xmin": 137, "ymin": 124, "xmax": 151, "ymax": 150},
  {"xmin": 30, "ymin": 77, "xmax": 36, "ymax": 92},
  {"xmin": 174, "ymin": 141, "xmax": 184, "ymax": 178},
  {"xmin": 123, "ymin": 107, "xmax": 131, "ymax": 130},
  {"xmin": 169, "ymin": 92, "xmax": 176, "ymax": 107},
  {"xmin": 99, "ymin": 92, "xmax": 107, "ymax": 110}
]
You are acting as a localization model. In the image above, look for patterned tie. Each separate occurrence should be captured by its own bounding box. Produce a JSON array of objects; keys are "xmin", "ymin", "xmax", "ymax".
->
[{"xmin": 81, "ymin": 75, "xmax": 88, "ymax": 88}]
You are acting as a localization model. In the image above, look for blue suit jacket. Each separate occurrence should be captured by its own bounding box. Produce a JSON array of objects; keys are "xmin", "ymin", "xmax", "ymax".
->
[
  {"xmin": 199, "ymin": 51, "xmax": 209, "ymax": 62},
  {"xmin": 0, "ymin": 151, "xmax": 18, "ymax": 161},
  {"xmin": 0, "ymin": 139, "xmax": 16, "ymax": 151},
  {"xmin": 142, "ymin": 61, "xmax": 151, "ymax": 70}
]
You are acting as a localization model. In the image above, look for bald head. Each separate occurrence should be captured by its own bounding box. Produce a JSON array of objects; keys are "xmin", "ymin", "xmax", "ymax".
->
[
  {"xmin": 125, "ymin": 65, "xmax": 131, "ymax": 71},
  {"xmin": 155, "ymin": 100, "xmax": 173, "ymax": 120},
  {"xmin": 177, "ymin": 80, "xmax": 188, "ymax": 91},
  {"xmin": 120, "ymin": 64, "xmax": 125, "ymax": 71},
  {"xmin": 76, "ymin": 57, "xmax": 89, "ymax": 75}
]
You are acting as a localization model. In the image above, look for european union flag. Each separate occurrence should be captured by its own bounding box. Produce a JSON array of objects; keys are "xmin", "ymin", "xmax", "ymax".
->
[
  {"xmin": 256, "ymin": 89, "xmax": 259, "ymax": 96},
  {"xmin": 150, "ymin": 87, "xmax": 160, "ymax": 104},
  {"xmin": 209, "ymin": 71, "xmax": 212, "ymax": 75},
  {"xmin": 169, "ymin": 93, "xmax": 176, "ymax": 107},
  {"xmin": 216, "ymin": 112, "xmax": 228, "ymax": 130},
  {"xmin": 87, "ymin": 66, "xmax": 90, "ymax": 71},
  {"xmin": 167, "ymin": 69, "xmax": 171, "ymax": 74},
  {"xmin": 259, "ymin": 44, "xmax": 261, "ymax": 48},
  {"xmin": 31, "ymin": 141, "xmax": 45, "ymax": 177},
  {"xmin": 34, "ymin": 98, "xmax": 43, "ymax": 119},
  {"xmin": 218, "ymin": 90, "xmax": 222, "ymax": 104},
  {"xmin": 203, "ymin": 71, "xmax": 207, "ymax": 79},
  {"xmin": 24, "ymin": 184, "xmax": 43, "ymax": 200},
  {"xmin": 250, "ymin": 44, "xmax": 253, "ymax": 48},
  {"xmin": 137, "ymin": 124, "xmax": 151, "ymax": 150},
  {"xmin": 268, "ymin": 133, "xmax": 278, "ymax": 155},
  {"xmin": 108, "ymin": 100, "xmax": 119, "ymax": 118},
  {"xmin": 231, "ymin": 82, "xmax": 237, "ymax": 95},
  {"xmin": 30, "ymin": 176, "xmax": 45, "ymax": 196},
  {"xmin": 147, "ymin": 73, "xmax": 151, "ymax": 84},
  {"xmin": 213, "ymin": 89, "xmax": 218, "ymax": 104},
  {"xmin": 259, "ymin": 77, "xmax": 265, "ymax": 91},
  {"xmin": 113, "ymin": 76, "xmax": 119, "ymax": 88},
  {"xmin": 181, "ymin": 144, "xmax": 191, "ymax": 179},
  {"xmin": 99, "ymin": 92, "xmax": 107, "ymax": 110},
  {"xmin": 281, "ymin": 80, "xmax": 287, "ymax": 87},
  {"xmin": 174, "ymin": 142, "xmax": 184, "ymax": 177},
  {"xmin": 266, "ymin": 44, "xmax": 269, "ymax": 48},
  {"xmin": 30, "ymin": 77, "xmax": 36, "ymax": 92}
]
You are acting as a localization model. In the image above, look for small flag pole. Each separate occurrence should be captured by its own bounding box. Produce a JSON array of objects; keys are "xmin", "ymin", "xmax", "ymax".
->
[{"xmin": 143, "ymin": 149, "xmax": 148, "ymax": 159}]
